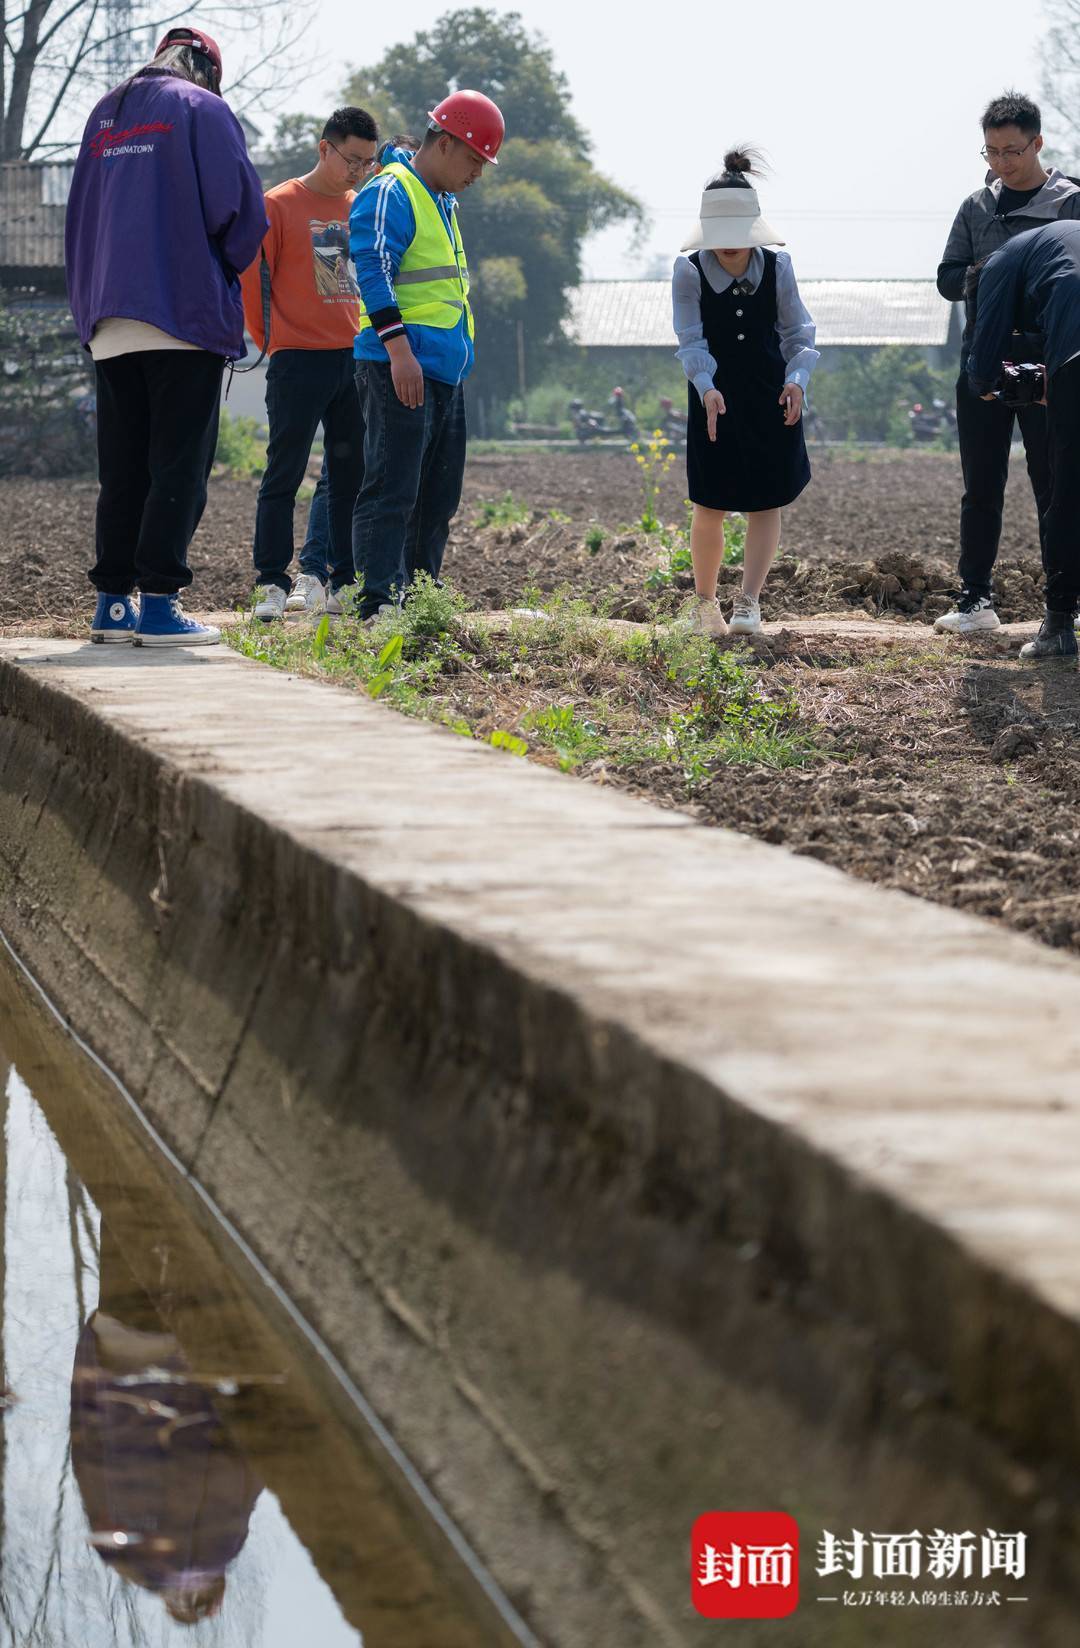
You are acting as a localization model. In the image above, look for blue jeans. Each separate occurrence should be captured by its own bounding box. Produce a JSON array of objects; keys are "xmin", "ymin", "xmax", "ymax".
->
[
  {"xmin": 253, "ymin": 349, "xmax": 364, "ymax": 593},
  {"xmin": 299, "ymin": 455, "xmax": 330, "ymax": 581},
  {"xmin": 352, "ymin": 362, "xmax": 466, "ymax": 619}
]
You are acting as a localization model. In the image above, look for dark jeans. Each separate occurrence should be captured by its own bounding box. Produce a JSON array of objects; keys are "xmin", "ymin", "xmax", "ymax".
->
[
  {"xmin": 1043, "ymin": 356, "xmax": 1080, "ymax": 614},
  {"xmin": 253, "ymin": 349, "xmax": 364, "ymax": 593},
  {"xmin": 299, "ymin": 454, "xmax": 330, "ymax": 580},
  {"xmin": 92, "ymin": 350, "xmax": 224, "ymax": 595},
  {"xmin": 352, "ymin": 362, "xmax": 466, "ymax": 619},
  {"xmin": 956, "ymin": 369, "xmax": 1052, "ymax": 598}
]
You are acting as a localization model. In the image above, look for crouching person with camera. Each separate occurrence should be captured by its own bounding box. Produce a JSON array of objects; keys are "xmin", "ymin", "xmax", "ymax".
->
[{"xmin": 968, "ymin": 220, "xmax": 1080, "ymax": 661}]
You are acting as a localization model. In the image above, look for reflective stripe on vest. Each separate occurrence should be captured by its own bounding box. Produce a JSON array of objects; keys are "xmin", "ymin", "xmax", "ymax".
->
[{"xmin": 358, "ymin": 164, "xmax": 473, "ymax": 338}]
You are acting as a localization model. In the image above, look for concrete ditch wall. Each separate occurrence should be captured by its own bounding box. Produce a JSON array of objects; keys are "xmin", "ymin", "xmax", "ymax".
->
[{"xmin": 3, "ymin": 638, "xmax": 1080, "ymax": 1646}]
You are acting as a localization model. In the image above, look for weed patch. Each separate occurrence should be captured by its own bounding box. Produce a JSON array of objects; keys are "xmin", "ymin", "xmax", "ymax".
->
[
  {"xmin": 475, "ymin": 491, "xmax": 531, "ymax": 529},
  {"xmin": 227, "ymin": 577, "xmax": 825, "ymax": 798}
]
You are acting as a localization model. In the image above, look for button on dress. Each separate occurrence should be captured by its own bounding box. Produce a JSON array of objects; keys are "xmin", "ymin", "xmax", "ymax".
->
[{"xmin": 686, "ymin": 249, "xmax": 811, "ymax": 512}]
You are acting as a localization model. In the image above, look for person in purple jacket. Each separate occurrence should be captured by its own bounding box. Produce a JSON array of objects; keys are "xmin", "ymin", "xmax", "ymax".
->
[{"xmin": 65, "ymin": 26, "xmax": 267, "ymax": 646}]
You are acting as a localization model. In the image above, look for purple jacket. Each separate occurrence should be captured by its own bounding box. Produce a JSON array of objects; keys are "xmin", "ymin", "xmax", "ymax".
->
[{"xmin": 66, "ymin": 68, "xmax": 268, "ymax": 359}]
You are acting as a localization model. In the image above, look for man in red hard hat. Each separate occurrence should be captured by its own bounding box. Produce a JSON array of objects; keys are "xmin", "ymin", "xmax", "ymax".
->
[{"xmin": 349, "ymin": 89, "xmax": 504, "ymax": 619}]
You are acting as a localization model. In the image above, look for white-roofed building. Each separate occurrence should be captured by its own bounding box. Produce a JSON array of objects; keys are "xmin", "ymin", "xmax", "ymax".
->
[{"xmin": 564, "ymin": 279, "xmax": 963, "ymax": 366}]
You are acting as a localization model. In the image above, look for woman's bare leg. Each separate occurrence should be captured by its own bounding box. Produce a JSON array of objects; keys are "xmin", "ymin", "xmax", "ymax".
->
[
  {"xmin": 690, "ymin": 504, "xmax": 726, "ymax": 599},
  {"xmin": 741, "ymin": 508, "xmax": 782, "ymax": 600}
]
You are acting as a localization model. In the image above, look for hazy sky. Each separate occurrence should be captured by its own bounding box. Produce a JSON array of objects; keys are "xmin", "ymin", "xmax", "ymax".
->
[{"xmin": 231, "ymin": 0, "xmax": 1048, "ymax": 280}]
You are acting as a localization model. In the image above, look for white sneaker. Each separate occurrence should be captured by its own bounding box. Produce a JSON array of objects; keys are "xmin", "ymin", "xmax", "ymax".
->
[
  {"xmin": 326, "ymin": 584, "xmax": 362, "ymax": 616},
  {"xmin": 285, "ymin": 573, "xmax": 327, "ymax": 615},
  {"xmin": 934, "ymin": 594, "xmax": 1000, "ymax": 634},
  {"xmin": 682, "ymin": 595, "xmax": 728, "ymax": 637},
  {"xmin": 252, "ymin": 584, "xmax": 287, "ymax": 622},
  {"xmin": 728, "ymin": 591, "xmax": 761, "ymax": 634}
]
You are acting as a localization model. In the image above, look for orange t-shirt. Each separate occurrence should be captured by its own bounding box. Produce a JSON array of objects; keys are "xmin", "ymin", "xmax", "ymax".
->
[{"xmin": 240, "ymin": 178, "xmax": 360, "ymax": 353}]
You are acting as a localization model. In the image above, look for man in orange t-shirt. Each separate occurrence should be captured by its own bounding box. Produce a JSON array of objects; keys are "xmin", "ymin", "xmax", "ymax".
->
[{"xmin": 241, "ymin": 107, "xmax": 377, "ymax": 619}]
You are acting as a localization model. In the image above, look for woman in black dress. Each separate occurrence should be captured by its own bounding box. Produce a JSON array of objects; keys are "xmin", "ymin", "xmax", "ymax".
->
[{"xmin": 672, "ymin": 148, "xmax": 820, "ymax": 635}]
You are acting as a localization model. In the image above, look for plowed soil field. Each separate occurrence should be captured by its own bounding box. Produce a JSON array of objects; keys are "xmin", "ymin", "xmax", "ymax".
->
[
  {"xmin": 0, "ymin": 444, "xmax": 1044, "ymax": 628},
  {"xmin": 7, "ymin": 445, "xmax": 1080, "ymax": 965}
]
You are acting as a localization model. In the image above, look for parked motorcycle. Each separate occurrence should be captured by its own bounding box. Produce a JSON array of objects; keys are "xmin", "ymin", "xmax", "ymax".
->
[
  {"xmin": 908, "ymin": 398, "xmax": 957, "ymax": 444},
  {"xmin": 569, "ymin": 399, "xmax": 608, "ymax": 444},
  {"xmin": 609, "ymin": 386, "xmax": 640, "ymax": 443}
]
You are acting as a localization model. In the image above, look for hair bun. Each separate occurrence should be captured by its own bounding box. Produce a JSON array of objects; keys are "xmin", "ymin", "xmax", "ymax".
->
[{"xmin": 723, "ymin": 148, "xmax": 753, "ymax": 175}]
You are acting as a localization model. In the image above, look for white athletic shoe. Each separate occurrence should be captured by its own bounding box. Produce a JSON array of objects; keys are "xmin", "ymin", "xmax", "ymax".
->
[
  {"xmin": 326, "ymin": 583, "xmax": 361, "ymax": 616},
  {"xmin": 252, "ymin": 584, "xmax": 287, "ymax": 622},
  {"xmin": 728, "ymin": 591, "xmax": 762, "ymax": 634},
  {"xmin": 682, "ymin": 595, "xmax": 728, "ymax": 637},
  {"xmin": 934, "ymin": 594, "xmax": 1001, "ymax": 634},
  {"xmin": 285, "ymin": 573, "xmax": 327, "ymax": 615}
]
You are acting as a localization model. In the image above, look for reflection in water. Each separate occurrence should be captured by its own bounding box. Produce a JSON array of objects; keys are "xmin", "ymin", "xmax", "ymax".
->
[
  {"xmin": 1, "ymin": 1067, "xmax": 357, "ymax": 1648},
  {"xmin": 71, "ymin": 1227, "xmax": 262, "ymax": 1627},
  {"xmin": 2, "ymin": 1067, "xmax": 286, "ymax": 1648},
  {"xmin": 0, "ymin": 946, "xmax": 526, "ymax": 1648}
]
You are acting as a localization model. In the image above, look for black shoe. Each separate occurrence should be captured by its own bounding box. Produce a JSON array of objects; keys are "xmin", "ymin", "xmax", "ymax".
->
[{"xmin": 1019, "ymin": 609, "xmax": 1078, "ymax": 661}]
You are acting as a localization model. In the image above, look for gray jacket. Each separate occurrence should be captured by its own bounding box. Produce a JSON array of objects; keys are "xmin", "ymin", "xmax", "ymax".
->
[{"xmin": 937, "ymin": 168, "xmax": 1080, "ymax": 357}]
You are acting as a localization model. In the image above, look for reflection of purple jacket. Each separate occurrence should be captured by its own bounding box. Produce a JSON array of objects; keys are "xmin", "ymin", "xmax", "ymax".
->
[
  {"xmin": 65, "ymin": 68, "xmax": 267, "ymax": 359},
  {"xmin": 71, "ymin": 1320, "xmax": 262, "ymax": 1594}
]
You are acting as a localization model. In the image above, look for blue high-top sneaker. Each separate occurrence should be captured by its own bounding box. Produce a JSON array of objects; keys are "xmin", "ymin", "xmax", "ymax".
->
[
  {"xmin": 90, "ymin": 593, "xmax": 138, "ymax": 644},
  {"xmin": 133, "ymin": 595, "xmax": 220, "ymax": 648}
]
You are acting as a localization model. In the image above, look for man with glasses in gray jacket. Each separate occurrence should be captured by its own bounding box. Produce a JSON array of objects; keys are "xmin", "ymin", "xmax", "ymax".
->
[{"xmin": 935, "ymin": 91, "xmax": 1080, "ymax": 635}]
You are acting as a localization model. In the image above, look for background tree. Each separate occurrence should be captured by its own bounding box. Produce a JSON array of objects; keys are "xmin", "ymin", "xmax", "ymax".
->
[
  {"xmin": 258, "ymin": 109, "xmax": 323, "ymax": 188},
  {"xmin": 1041, "ymin": 0, "xmax": 1080, "ymax": 169},
  {"xmin": 1, "ymin": 0, "xmax": 311, "ymax": 162},
  {"xmin": 341, "ymin": 7, "xmax": 643, "ymax": 415}
]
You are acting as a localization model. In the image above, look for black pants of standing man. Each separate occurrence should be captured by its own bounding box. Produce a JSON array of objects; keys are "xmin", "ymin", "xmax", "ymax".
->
[
  {"xmin": 92, "ymin": 350, "xmax": 224, "ymax": 595},
  {"xmin": 253, "ymin": 349, "xmax": 365, "ymax": 595},
  {"xmin": 955, "ymin": 370, "xmax": 1052, "ymax": 599}
]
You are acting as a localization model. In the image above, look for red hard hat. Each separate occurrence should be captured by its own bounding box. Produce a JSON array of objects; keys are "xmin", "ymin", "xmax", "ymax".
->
[
  {"xmin": 427, "ymin": 90, "xmax": 505, "ymax": 164},
  {"xmin": 155, "ymin": 25, "xmax": 222, "ymax": 76}
]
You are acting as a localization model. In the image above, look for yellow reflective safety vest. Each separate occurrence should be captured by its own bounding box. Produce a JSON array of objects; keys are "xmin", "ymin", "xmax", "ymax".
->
[{"xmin": 357, "ymin": 162, "xmax": 473, "ymax": 340}]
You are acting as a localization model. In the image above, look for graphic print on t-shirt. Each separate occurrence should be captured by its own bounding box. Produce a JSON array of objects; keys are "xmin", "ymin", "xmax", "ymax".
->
[{"xmin": 311, "ymin": 219, "xmax": 360, "ymax": 302}]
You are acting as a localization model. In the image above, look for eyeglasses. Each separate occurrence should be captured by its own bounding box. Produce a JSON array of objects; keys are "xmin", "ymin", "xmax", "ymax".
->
[
  {"xmin": 326, "ymin": 139, "xmax": 377, "ymax": 176},
  {"xmin": 980, "ymin": 137, "xmax": 1037, "ymax": 162}
]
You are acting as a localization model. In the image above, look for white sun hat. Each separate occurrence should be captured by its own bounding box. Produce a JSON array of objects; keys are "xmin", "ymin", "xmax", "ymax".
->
[{"xmin": 680, "ymin": 185, "xmax": 784, "ymax": 252}]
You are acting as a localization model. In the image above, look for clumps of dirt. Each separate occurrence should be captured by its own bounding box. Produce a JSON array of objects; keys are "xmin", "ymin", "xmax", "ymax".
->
[
  {"xmin": 612, "ymin": 654, "xmax": 1080, "ymax": 956},
  {"xmin": 445, "ymin": 522, "xmax": 1048, "ymax": 630},
  {"xmin": 0, "ymin": 448, "xmax": 1044, "ymax": 628},
  {"xmin": 766, "ymin": 550, "xmax": 1044, "ymax": 625}
]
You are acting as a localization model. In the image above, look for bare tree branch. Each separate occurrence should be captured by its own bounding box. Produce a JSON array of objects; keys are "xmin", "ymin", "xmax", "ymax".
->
[
  {"xmin": 3, "ymin": 0, "xmax": 315, "ymax": 159},
  {"xmin": 22, "ymin": 0, "xmax": 99, "ymax": 156}
]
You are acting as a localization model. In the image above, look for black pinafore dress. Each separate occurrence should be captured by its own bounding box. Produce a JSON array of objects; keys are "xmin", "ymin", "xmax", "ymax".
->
[{"xmin": 686, "ymin": 249, "xmax": 811, "ymax": 512}]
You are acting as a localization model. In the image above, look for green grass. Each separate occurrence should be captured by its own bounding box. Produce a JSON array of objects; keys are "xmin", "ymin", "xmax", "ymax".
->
[
  {"xmin": 226, "ymin": 577, "xmax": 824, "ymax": 793},
  {"xmin": 215, "ymin": 410, "xmax": 266, "ymax": 477},
  {"xmin": 475, "ymin": 490, "xmax": 532, "ymax": 528}
]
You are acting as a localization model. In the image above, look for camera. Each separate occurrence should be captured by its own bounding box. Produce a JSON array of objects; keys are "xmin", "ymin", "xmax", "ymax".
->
[{"xmin": 995, "ymin": 361, "xmax": 1046, "ymax": 406}]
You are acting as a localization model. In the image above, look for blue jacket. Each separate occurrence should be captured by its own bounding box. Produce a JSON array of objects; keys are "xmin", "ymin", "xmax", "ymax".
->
[
  {"xmin": 968, "ymin": 221, "xmax": 1080, "ymax": 393},
  {"xmin": 349, "ymin": 155, "xmax": 474, "ymax": 386},
  {"xmin": 66, "ymin": 69, "xmax": 267, "ymax": 359}
]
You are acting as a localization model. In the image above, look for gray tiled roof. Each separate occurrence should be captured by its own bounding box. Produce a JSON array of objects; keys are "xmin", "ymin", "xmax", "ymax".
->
[
  {"xmin": 0, "ymin": 162, "xmax": 70, "ymax": 269},
  {"xmin": 565, "ymin": 279, "xmax": 959, "ymax": 349}
]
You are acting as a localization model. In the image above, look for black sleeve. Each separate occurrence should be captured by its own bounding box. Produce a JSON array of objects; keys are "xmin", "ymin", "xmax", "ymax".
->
[{"xmin": 937, "ymin": 258, "xmax": 970, "ymax": 302}]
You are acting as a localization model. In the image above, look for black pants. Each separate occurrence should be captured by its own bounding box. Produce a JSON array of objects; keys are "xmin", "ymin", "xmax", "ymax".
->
[
  {"xmin": 955, "ymin": 370, "xmax": 1052, "ymax": 598},
  {"xmin": 351, "ymin": 363, "xmax": 466, "ymax": 620},
  {"xmin": 92, "ymin": 351, "xmax": 224, "ymax": 596},
  {"xmin": 253, "ymin": 349, "xmax": 364, "ymax": 593},
  {"xmin": 1043, "ymin": 357, "xmax": 1080, "ymax": 614}
]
